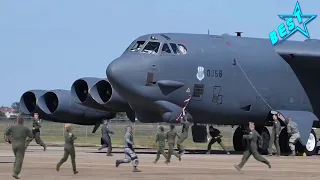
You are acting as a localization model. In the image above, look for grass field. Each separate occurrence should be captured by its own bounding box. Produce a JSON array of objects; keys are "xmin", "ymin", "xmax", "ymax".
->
[
  {"xmin": 1, "ymin": 118, "xmax": 319, "ymax": 151},
  {"xmin": 0, "ymin": 119, "xmax": 234, "ymax": 150}
]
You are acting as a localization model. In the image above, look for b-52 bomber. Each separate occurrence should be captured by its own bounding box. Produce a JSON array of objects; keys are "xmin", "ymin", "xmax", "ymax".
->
[{"xmin": 105, "ymin": 32, "xmax": 320, "ymax": 155}]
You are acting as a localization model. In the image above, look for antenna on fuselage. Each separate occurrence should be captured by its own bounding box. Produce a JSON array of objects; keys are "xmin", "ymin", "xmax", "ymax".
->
[{"xmin": 235, "ymin": 32, "xmax": 243, "ymax": 37}]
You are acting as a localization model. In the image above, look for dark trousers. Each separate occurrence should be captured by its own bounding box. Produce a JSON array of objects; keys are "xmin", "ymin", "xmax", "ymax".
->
[
  {"xmin": 238, "ymin": 149, "xmax": 269, "ymax": 168},
  {"xmin": 207, "ymin": 137, "xmax": 227, "ymax": 151}
]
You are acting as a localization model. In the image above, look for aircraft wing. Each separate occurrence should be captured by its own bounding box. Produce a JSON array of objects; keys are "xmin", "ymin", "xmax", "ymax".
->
[{"xmin": 276, "ymin": 40, "xmax": 320, "ymax": 68}]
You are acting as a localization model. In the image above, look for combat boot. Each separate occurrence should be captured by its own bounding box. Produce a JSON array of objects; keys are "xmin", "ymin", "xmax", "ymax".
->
[
  {"xmin": 289, "ymin": 150, "xmax": 296, "ymax": 156},
  {"xmin": 206, "ymin": 150, "xmax": 210, "ymax": 154},
  {"xmin": 56, "ymin": 164, "xmax": 60, "ymax": 171},
  {"xmin": 234, "ymin": 164, "xmax": 241, "ymax": 171},
  {"xmin": 12, "ymin": 174, "xmax": 20, "ymax": 179},
  {"xmin": 133, "ymin": 167, "xmax": 141, "ymax": 172},
  {"xmin": 115, "ymin": 160, "xmax": 121, "ymax": 167},
  {"xmin": 44, "ymin": 144, "xmax": 47, "ymax": 151},
  {"xmin": 74, "ymin": 171, "xmax": 79, "ymax": 174},
  {"xmin": 106, "ymin": 153, "xmax": 113, "ymax": 156}
]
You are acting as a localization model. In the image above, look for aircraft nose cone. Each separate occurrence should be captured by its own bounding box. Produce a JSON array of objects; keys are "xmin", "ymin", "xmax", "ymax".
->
[
  {"xmin": 106, "ymin": 60, "xmax": 120, "ymax": 84},
  {"xmin": 107, "ymin": 58, "xmax": 130, "ymax": 87}
]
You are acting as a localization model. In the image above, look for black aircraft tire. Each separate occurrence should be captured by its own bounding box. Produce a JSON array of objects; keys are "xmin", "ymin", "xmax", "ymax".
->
[
  {"xmin": 296, "ymin": 129, "xmax": 317, "ymax": 156},
  {"xmin": 233, "ymin": 126, "xmax": 246, "ymax": 152},
  {"xmin": 256, "ymin": 127, "xmax": 270, "ymax": 155},
  {"xmin": 279, "ymin": 127, "xmax": 290, "ymax": 155}
]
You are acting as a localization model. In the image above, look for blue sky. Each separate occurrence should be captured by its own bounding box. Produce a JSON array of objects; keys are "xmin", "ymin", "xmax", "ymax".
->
[{"xmin": 0, "ymin": 0, "xmax": 319, "ymax": 106}]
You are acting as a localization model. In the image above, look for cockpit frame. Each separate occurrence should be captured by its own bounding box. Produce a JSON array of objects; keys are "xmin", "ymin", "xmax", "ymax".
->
[{"xmin": 125, "ymin": 35, "xmax": 188, "ymax": 56}]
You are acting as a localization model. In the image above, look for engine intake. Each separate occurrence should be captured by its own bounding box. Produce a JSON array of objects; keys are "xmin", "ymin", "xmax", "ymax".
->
[
  {"xmin": 71, "ymin": 77, "xmax": 111, "ymax": 112},
  {"xmin": 90, "ymin": 79, "xmax": 129, "ymax": 112},
  {"xmin": 20, "ymin": 90, "xmax": 46, "ymax": 114},
  {"xmin": 71, "ymin": 79, "xmax": 89, "ymax": 103}
]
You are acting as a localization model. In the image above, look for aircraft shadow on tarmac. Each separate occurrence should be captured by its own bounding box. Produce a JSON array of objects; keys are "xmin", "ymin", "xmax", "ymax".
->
[{"xmin": 88, "ymin": 149, "xmax": 241, "ymax": 155}]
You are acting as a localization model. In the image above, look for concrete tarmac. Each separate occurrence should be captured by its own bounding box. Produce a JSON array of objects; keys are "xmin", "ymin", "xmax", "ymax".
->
[{"xmin": 1, "ymin": 145, "xmax": 320, "ymax": 180}]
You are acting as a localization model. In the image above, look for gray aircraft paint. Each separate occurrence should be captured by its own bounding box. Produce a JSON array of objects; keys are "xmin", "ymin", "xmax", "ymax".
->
[
  {"xmin": 37, "ymin": 89, "xmax": 115, "ymax": 125},
  {"xmin": 106, "ymin": 33, "xmax": 320, "ymax": 146},
  {"xmin": 71, "ymin": 77, "xmax": 136, "ymax": 121}
]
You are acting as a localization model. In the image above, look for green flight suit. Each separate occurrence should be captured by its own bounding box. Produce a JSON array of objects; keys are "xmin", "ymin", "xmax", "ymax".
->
[
  {"xmin": 56, "ymin": 131, "xmax": 78, "ymax": 174},
  {"xmin": 287, "ymin": 120, "xmax": 300, "ymax": 155},
  {"xmin": 98, "ymin": 123, "xmax": 112, "ymax": 155},
  {"xmin": 154, "ymin": 132, "xmax": 167, "ymax": 163},
  {"xmin": 166, "ymin": 129, "xmax": 180, "ymax": 163},
  {"xmin": 5, "ymin": 124, "xmax": 33, "ymax": 178},
  {"xmin": 25, "ymin": 118, "xmax": 46, "ymax": 150},
  {"xmin": 237, "ymin": 130, "xmax": 270, "ymax": 169},
  {"xmin": 268, "ymin": 119, "xmax": 281, "ymax": 155},
  {"xmin": 177, "ymin": 121, "xmax": 190, "ymax": 153}
]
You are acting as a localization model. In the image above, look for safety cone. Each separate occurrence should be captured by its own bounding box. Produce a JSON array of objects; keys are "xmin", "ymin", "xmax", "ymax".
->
[{"xmin": 303, "ymin": 152, "xmax": 306, "ymax": 156}]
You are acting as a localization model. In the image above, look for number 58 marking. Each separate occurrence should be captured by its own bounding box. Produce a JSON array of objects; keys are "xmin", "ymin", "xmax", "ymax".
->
[{"xmin": 206, "ymin": 70, "xmax": 222, "ymax": 78}]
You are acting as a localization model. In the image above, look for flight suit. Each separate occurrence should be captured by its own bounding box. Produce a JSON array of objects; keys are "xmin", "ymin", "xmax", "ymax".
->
[
  {"xmin": 98, "ymin": 123, "xmax": 113, "ymax": 155},
  {"xmin": 56, "ymin": 131, "xmax": 78, "ymax": 174},
  {"xmin": 207, "ymin": 128, "xmax": 229, "ymax": 154},
  {"xmin": 235, "ymin": 130, "xmax": 271, "ymax": 170},
  {"xmin": 5, "ymin": 124, "xmax": 33, "ymax": 178},
  {"xmin": 177, "ymin": 120, "xmax": 190, "ymax": 154},
  {"xmin": 25, "ymin": 118, "xmax": 46, "ymax": 150},
  {"xmin": 166, "ymin": 129, "xmax": 181, "ymax": 163},
  {"xmin": 154, "ymin": 132, "xmax": 168, "ymax": 163},
  {"xmin": 116, "ymin": 132, "xmax": 140, "ymax": 172},
  {"xmin": 267, "ymin": 119, "xmax": 281, "ymax": 155},
  {"xmin": 287, "ymin": 120, "xmax": 300, "ymax": 156}
]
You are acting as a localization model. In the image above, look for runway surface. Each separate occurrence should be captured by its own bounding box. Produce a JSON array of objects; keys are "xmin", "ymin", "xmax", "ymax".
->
[{"xmin": 1, "ymin": 145, "xmax": 320, "ymax": 180}]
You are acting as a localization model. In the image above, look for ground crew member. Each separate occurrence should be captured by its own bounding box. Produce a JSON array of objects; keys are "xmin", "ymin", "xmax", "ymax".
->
[
  {"xmin": 267, "ymin": 114, "xmax": 281, "ymax": 156},
  {"xmin": 286, "ymin": 116, "xmax": 300, "ymax": 156},
  {"xmin": 56, "ymin": 124, "xmax": 78, "ymax": 174},
  {"xmin": 206, "ymin": 125, "xmax": 230, "ymax": 155},
  {"xmin": 165, "ymin": 124, "xmax": 181, "ymax": 164},
  {"xmin": 153, "ymin": 126, "xmax": 168, "ymax": 163},
  {"xmin": 234, "ymin": 122, "xmax": 271, "ymax": 171},
  {"xmin": 5, "ymin": 117, "xmax": 33, "ymax": 179},
  {"xmin": 115, "ymin": 125, "xmax": 141, "ymax": 172},
  {"xmin": 98, "ymin": 119, "xmax": 114, "ymax": 156},
  {"xmin": 25, "ymin": 113, "xmax": 47, "ymax": 151},
  {"xmin": 177, "ymin": 115, "xmax": 190, "ymax": 155}
]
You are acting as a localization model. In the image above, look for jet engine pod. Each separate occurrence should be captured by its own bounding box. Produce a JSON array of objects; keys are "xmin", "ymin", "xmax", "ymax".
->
[
  {"xmin": 90, "ymin": 79, "xmax": 130, "ymax": 112},
  {"xmin": 38, "ymin": 89, "xmax": 113, "ymax": 125},
  {"xmin": 20, "ymin": 90, "xmax": 47, "ymax": 114},
  {"xmin": 71, "ymin": 77, "xmax": 109, "ymax": 111}
]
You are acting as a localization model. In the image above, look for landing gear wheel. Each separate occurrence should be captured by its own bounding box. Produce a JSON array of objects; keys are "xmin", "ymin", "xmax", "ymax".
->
[
  {"xmin": 280, "ymin": 128, "xmax": 318, "ymax": 156},
  {"xmin": 296, "ymin": 129, "xmax": 317, "ymax": 156},
  {"xmin": 256, "ymin": 127, "xmax": 270, "ymax": 155},
  {"xmin": 233, "ymin": 126, "xmax": 247, "ymax": 151},
  {"xmin": 279, "ymin": 127, "xmax": 290, "ymax": 155}
]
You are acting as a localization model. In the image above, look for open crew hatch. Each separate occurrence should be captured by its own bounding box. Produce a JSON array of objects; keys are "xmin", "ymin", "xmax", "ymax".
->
[{"xmin": 127, "ymin": 36, "xmax": 188, "ymax": 55}]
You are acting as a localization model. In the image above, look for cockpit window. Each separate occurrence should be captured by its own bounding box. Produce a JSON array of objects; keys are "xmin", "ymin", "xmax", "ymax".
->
[
  {"xmin": 142, "ymin": 41, "xmax": 160, "ymax": 54},
  {"xmin": 161, "ymin": 43, "xmax": 171, "ymax": 54},
  {"xmin": 169, "ymin": 43, "xmax": 181, "ymax": 55},
  {"xmin": 178, "ymin": 44, "xmax": 187, "ymax": 54},
  {"xmin": 130, "ymin": 41, "xmax": 146, "ymax": 52}
]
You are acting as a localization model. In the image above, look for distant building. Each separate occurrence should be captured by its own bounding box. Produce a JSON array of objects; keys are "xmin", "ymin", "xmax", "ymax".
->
[{"xmin": 0, "ymin": 107, "xmax": 18, "ymax": 118}]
